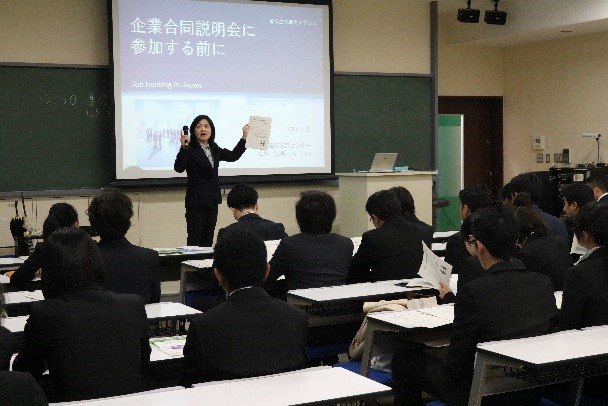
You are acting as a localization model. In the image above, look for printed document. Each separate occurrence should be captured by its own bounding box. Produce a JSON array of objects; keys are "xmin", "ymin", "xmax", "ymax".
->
[
  {"xmin": 246, "ymin": 116, "xmax": 272, "ymax": 150},
  {"xmin": 407, "ymin": 242, "xmax": 452, "ymax": 290}
]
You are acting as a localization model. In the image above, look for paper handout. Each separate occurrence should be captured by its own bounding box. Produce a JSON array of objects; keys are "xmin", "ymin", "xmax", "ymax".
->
[
  {"xmin": 407, "ymin": 241, "xmax": 452, "ymax": 290},
  {"xmin": 246, "ymin": 116, "xmax": 272, "ymax": 150}
]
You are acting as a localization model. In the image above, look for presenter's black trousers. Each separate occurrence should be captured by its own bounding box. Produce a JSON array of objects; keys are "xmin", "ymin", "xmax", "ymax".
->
[{"xmin": 186, "ymin": 205, "xmax": 218, "ymax": 247}]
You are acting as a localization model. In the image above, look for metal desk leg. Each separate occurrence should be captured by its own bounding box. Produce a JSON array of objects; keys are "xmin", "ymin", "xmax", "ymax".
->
[{"xmin": 468, "ymin": 352, "xmax": 493, "ymax": 406}]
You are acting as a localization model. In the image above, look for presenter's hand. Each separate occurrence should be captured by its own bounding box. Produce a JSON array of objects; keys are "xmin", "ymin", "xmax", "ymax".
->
[
  {"xmin": 241, "ymin": 123, "xmax": 250, "ymax": 140},
  {"xmin": 180, "ymin": 130, "xmax": 190, "ymax": 148}
]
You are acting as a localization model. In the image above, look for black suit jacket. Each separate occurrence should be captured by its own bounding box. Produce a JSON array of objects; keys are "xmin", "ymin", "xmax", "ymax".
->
[
  {"xmin": 174, "ymin": 139, "xmax": 246, "ymax": 209},
  {"xmin": 348, "ymin": 217, "xmax": 424, "ymax": 282},
  {"xmin": 0, "ymin": 371, "xmax": 48, "ymax": 406},
  {"xmin": 97, "ymin": 237, "xmax": 161, "ymax": 304},
  {"xmin": 0, "ymin": 325, "xmax": 15, "ymax": 371},
  {"xmin": 445, "ymin": 260, "xmax": 558, "ymax": 382},
  {"xmin": 559, "ymin": 247, "xmax": 608, "ymax": 330},
  {"xmin": 13, "ymin": 287, "xmax": 151, "ymax": 402},
  {"xmin": 268, "ymin": 232, "xmax": 354, "ymax": 290},
  {"xmin": 440, "ymin": 255, "xmax": 485, "ymax": 305},
  {"xmin": 10, "ymin": 241, "xmax": 48, "ymax": 290},
  {"xmin": 403, "ymin": 213, "xmax": 433, "ymax": 248},
  {"xmin": 444, "ymin": 231, "xmax": 469, "ymax": 275},
  {"xmin": 536, "ymin": 206, "xmax": 569, "ymax": 242},
  {"xmin": 217, "ymin": 213, "xmax": 287, "ymax": 242},
  {"xmin": 515, "ymin": 234, "xmax": 572, "ymax": 291},
  {"xmin": 179, "ymin": 287, "xmax": 307, "ymax": 387}
]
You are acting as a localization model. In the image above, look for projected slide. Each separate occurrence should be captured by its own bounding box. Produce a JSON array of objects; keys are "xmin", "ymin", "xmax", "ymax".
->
[{"xmin": 111, "ymin": 0, "xmax": 332, "ymax": 180}]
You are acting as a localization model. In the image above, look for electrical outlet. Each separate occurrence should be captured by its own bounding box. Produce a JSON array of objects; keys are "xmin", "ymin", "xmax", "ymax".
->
[
  {"xmin": 536, "ymin": 153, "xmax": 544, "ymax": 163},
  {"xmin": 546, "ymin": 154, "xmax": 551, "ymax": 163}
]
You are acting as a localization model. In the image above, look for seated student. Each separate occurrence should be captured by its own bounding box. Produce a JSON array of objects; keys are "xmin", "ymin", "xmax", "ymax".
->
[
  {"xmin": 217, "ymin": 184, "xmax": 288, "ymax": 241},
  {"xmin": 500, "ymin": 181, "xmax": 516, "ymax": 204},
  {"xmin": 512, "ymin": 194, "xmax": 571, "ymax": 291},
  {"xmin": 509, "ymin": 172, "xmax": 569, "ymax": 241},
  {"xmin": 390, "ymin": 186, "xmax": 433, "ymax": 248},
  {"xmin": 392, "ymin": 203, "xmax": 558, "ymax": 406},
  {"xmin": 217, "ymin": 185, "xmax": 287, "ymax": 241},
  {"xmin": 557, "ymin": 201, "xmax": 608, "ymax": 400},
  {"xmin": 10, "ymin": 203, "xmax": 78, "ymax": 290},
  {"xmin": 268, "ymin": 191, "xmax": 353, "ymax": 290},
  {"xmin": 348, "ymin": 190, "xmax": 424, "ymax": 282},
  {"xmin": 444, "ymin": 184, "xmax": 492, "ymax": 275},
  {"xmin": 0, "ymin": 371, "xmax": 48, "ymax": 406},
  {"xmin": 559, "ymin": 201, "xmax": 608, "ymax": 330},
  {"xmin": 438, "ymin": 216, "xmax": 485, "ymax": 305},
  {"xmin": 13, "ymin": 228, "xmax": 150, "ymax": 403},
  {"xmin": 0, "ymin": 285, "xmax": 15, "ymax": 371},
  {"xmin": 562, "ymin": 182, "xmax": 595, "ymax": 252},
  {"xmin": 88, "ymin": 188, "xmax": 160, "ymax": 304},
  {"xmin": 585, "ymin": 173, "xmax": 608, "ymax": 202},
  {"xmin": 179, "ymin": 230, "xmax": 307, "ymax": 387}
]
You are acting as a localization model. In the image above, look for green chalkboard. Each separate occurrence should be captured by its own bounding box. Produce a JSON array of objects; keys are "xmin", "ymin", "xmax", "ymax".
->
[
  {"xmin": 333, "ymin": 74, "xmax": 434, "ymax": 173},
  {"xmin": 0, "ymin": 65, "xmax": 113, "ymax": 192}
]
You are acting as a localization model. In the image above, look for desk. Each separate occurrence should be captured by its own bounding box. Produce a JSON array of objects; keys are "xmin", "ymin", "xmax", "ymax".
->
[
  {"xmin": 360, "ymin": 305, "xmax": 454, "ymax": 377},
  {"xmin": 55, "ymin": 366, "xmax": 391, "ymax": 405},
  {"xmin": 155, "ymin": 247, "xmax": 213, "ymax": 302},
  {"xmin": 145, "ymin": 302, "xmax": 201, "ymax": 322},
  {"xmin": 468, "ymin": 326, "xmax": 608, "ymax": 406},
  {"xmin": 287, "ymin": 280, "xmax": 434, "ymax": 327}
]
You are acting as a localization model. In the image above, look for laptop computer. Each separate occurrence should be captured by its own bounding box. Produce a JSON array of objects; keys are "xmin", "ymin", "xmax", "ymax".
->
[{"xmin": 369, "ymin": 153, "xmax": 398, "ymax": 173}]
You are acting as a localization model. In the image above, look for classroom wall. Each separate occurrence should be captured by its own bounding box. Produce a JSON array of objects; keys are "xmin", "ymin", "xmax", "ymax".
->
[
  {"xmin": 0, "ymin": 0, "xmax": 432, "ymax": 253},
  {"xmin": 502, "ymin": 30, "xmax": 608, "ymax": 180}
]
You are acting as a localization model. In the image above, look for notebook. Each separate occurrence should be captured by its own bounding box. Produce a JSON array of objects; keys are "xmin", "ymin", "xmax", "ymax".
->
[{"xmin": 369, "ymin": 153, "xmax": 398, "ymax": 173}]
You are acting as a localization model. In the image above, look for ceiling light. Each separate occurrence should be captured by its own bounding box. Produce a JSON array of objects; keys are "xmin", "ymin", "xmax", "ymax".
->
[{"xmin": 457, "ymin": 0, "xmax": 480, "ymax": 23}]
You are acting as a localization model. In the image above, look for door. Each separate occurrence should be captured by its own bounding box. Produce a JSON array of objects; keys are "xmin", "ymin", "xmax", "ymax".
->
[{"xmin": 438, "ymin": 96, "xmax": 503, "ymax": 199}]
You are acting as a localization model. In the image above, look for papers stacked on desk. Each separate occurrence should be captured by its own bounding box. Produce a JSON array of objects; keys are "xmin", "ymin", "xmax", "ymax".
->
[
  {"xmin": 369, "ymin": 304, "xmax": 454, "ymax": 329},
  {"xmin": 183, "ymin": 259, "xmax": 214, "ymax": 269}
]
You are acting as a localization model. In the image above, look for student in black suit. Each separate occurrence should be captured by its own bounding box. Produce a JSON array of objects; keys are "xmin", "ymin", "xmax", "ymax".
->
[
  {"xmin": 559, "ymin": 201, "xmax": 608, "ymax": 330},
  {"xmin": 10, "ymin": 203, "xmax": 78, "ymax": 290},
  {"xmin": 13, "ymin": 228, "xmax": 150, "ymax": 403},
  {"xmin": 444, "ymin": 184, "xmax": 492, "ymax": 275},
  {"xmin": 586, "ymin": 173, "xmax": 608, "ymax": 203},
  {"xmin": 509, "ymin": 172, "xmax": 569, "ymax": 241},
  {"xmin": 438, "ymin": 217, "xmax": 485, "ymax": 305},
  {"xmin": 0, "ymin": 371, "xmax": 48, "ymax": 406},
  {"xmin": 88, "ymin": 188, "xmax": 160, "ymax": 304},
  {"xmin": 392, "ymin": 203, "xmax": 558, "ymax": 406},
  {"xmin": 217, "ymin": 184, "xmax": 287, "ymax": 241},
  {"xmin": 390, "ymin": 186, "xmax": 433, "ymax": 247},
  {"xmin": 179, "ymin": 229, "xmax": 308, "ymax": 387},
  {"xmin": 0, "ymin": 285, "xmax": 15, "ymax": 371},
  {"xmin": 557, "ymin": 201, "xmax": 608, "ymax": 400},
  {"xmin": 174, "ymin": 115, "xmax": 249, "ymax": 247},
  {"xmin": 268, "ymin": 191, "xmax": 353, "ymax": 290},
  {"xmin": 562, "ymin": 182, "xmax": 595, "ymax": 252},
  {"xmin": 512, "ymin": 194, "xmax": 571, "ymax": 291},
  {"xmin": 348, "ymin": 190, "xmax": 424, "ymax": 282}
]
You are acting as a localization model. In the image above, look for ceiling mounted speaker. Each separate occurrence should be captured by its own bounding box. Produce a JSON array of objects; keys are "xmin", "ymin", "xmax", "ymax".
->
[
  {"xmin": 484, "ymin": 9, "xmax": 507, "ymax": 25},
  {"xmin": 457, "ymin": 7, "xmax": 480, "ymax": 23}
]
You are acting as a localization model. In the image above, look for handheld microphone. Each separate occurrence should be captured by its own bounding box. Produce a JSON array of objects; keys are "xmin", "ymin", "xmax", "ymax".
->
[{"xmin": 182, "ymin": 125, "xmax": 189, "ymax": 149}]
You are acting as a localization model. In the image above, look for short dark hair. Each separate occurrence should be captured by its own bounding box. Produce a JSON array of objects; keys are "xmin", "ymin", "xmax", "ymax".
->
[
  {"xmin": 514, "ymin": 205, "xmax": 548, "ymax": 244},
  {"xmin": 42, "ymin": 203, "xmax": 78, "ymax": 240},
  {"xmin": 460, "ymin": 215, "xmax": 473, "ymax": 243},
  {"xmin": 42, "ymin": 228, "xmax": 104, "ymax": 299},
  {"xmin": 87, "ymin": 188, "xmax": 133, "ymax": 240},
  {"xmin": 586, "ymin": 174, "xmax": 608, "ymax": 194},
  {"xmin": 470, "ymin": 202, "xmax": 518, "ymax": 261},
  {"xmin": 226, "ymin": 184, "xmax": 258, "ymax": 210},
  {"xmin": 190, "ymin": 114, "xmax": 216, "ymax": 146},
  {"xmin": 295, "ymin": 191, "xmax": 336, "ymax": 234},
  {"xmin": 562, "ymin": 183, "xmax": 594, "ymax": 207},
  {"xmin": 459, "ymin": 184, "xmax": 492, "ymax": 213},
  {"xmin": 365, "ymin": 190, "xmax": 401, "ymax": 221},
  {"xmin": 509, "ymin": 172, "xmax": 543, "ymax": 204},
  {"xmin": 574, "ymin": 202, "xmax": 608, "ymax": 245},
  {"xmin": 390, "ymin": 186, "xmax": 415, "ymax": 215},
  {"xmin": 213, "ymin": 230, "xmax": 267, "ymax": 290},
  {"xmin": 500, "ymin": 182, "xmax": 516, "ymax": 202}
]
